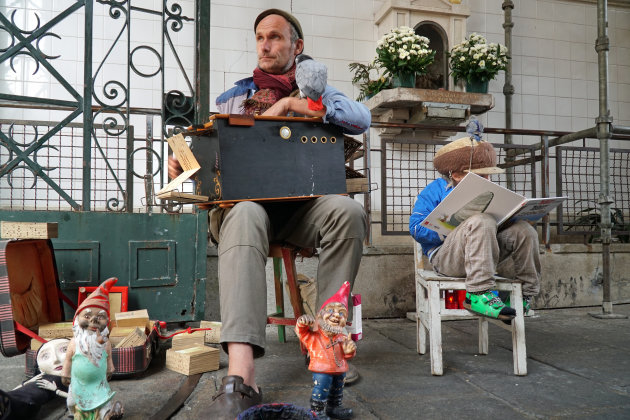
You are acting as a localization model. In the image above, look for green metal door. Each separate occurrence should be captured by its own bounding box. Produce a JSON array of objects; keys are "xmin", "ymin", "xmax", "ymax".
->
[{"xmin": 0, "ymin": 211, "xmax": 207, "ymax": 322}]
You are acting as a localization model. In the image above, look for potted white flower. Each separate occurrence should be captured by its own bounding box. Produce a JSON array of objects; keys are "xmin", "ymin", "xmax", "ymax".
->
[
  {"xmin": 448, "ymin": 33, "xmax": 509, "ymax": 93},
  {"xmin": 375, "ymin": 26, "xmax": 436, "ymax": 88}
]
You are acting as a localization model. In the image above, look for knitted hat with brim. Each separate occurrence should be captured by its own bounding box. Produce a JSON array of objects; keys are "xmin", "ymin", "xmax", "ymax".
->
[
  {"xmin": 254, "ymin": 9, "xmax": 303, "ymax": 40},
  {"xmin": 433, "ymin": 137, "xmax": 505, "ymax": 176}
]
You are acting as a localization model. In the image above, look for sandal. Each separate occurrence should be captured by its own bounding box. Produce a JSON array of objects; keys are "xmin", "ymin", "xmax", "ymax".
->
[{"xmin": 207, "ymin": 375, "xmax": 262, "ymax": 420}]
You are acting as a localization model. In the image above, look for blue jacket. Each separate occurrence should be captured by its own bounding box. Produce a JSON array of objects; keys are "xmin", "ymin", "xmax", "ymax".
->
[
  {"xmin": 409, "ymin": 178, "xmax": 455, "ymax": 255},
  {"xmin": 216, "ymin": 77, "xmax": 371, "ymax": 135}
]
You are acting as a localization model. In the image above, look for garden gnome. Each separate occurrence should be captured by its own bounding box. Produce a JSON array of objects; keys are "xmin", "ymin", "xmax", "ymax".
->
[
  {"xmin": 61, "ymin": 278, "xmax": 123, "ymax": 420},
  {"xmin": 0, "ymin": 338, "xmax": 70, "ymax": 420},
  {"xmin": 295, "ymin": 281, "xmax": 356, "ymax": 420}
]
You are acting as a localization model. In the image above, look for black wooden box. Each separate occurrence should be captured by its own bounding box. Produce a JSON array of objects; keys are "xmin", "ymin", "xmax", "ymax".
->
[{"xmin": 189, "ymin": 115, "xmax": 346, "ymax": 203}]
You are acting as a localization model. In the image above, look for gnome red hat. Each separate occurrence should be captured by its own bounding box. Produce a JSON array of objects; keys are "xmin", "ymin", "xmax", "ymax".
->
[
  {"xmin": 320, "ymin": 281, "xmax": 351, "ymax": 311},
  {"xmin": 74, "ymin": 277, "xmax": 118, "ymax": 321}
]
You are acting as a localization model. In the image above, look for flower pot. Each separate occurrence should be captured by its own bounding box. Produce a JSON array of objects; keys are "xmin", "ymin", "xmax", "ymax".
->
[
  {"xmin": 392, "ymin": 72, "xmax": 416, "ymax": 88},
  {"xmin": 466, "ymin": 79, "xmax": 489, "ymax": 93}
]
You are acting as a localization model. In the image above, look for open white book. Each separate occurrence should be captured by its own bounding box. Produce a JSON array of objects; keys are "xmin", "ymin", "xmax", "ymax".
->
[{"xmin": 421, "ymin": 172, "xmax": 567, "ymax": 239}]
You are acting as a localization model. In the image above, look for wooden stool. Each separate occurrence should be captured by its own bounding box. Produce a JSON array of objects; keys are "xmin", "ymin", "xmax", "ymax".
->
[
  {"xmin": 413, "ymin": 242, "xmax": 527, "ymax": 376},
  {"xmin": 266, "ymin": 244, "xmax": 305, "ymax": 343}
]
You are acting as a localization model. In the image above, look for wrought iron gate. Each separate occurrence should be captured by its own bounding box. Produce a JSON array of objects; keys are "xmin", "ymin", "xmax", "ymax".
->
[{"xmin": 0, "ymin": 1, "xmax": 209, "ymax": 322}]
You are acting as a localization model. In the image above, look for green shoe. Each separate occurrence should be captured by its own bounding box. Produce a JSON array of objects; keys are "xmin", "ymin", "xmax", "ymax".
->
[
  {"xmin": 505, "ymin": 295, "xmax": 533, "ymax": 316},
  {"xmin": 463, "ymin": 291, "xmax": 516, "ymax": 321}
]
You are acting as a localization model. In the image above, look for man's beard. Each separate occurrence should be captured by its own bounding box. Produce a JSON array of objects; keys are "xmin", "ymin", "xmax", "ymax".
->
[
  {"xmin": 73, "ymin": 322, "xmax": 108, "ymax": 366},
  {"xmin": 317, "ymin": 313, "xmax": 344, "ymax": 336}
]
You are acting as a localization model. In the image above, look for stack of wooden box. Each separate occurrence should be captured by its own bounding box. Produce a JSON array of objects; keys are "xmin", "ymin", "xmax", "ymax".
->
[
  {"xmin": 111, "ymin": 310, "xmax": 150, "ymax": 348},
  {"xmin": 165, "ymin": 327, "xmax": 220, "ymax": 375}
]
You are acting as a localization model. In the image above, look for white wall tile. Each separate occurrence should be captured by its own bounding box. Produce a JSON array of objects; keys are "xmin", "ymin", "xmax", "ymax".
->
[
  {"xmin": 522, "ymin": 75, "xmax": 539, "ymax": 94},
  {"xmin": 571, "ymin": 98, "xmax": 587, "ymax": 117},
  {"xmin": 539, "ymin": 95, "xmax": 555, "ymax": 115},
  {"xmin": 539, "ymin": 114, "xmax": 555, "ymax": 130},
  {"xmin": 555, "ymin": 115, "xmax": 572, "ymax": 131},
  {"xmin": 539, "ymin": 77, "xmax": 554, "ymax": 96},
  {"xmin": 538, "ymin": 58, "xmax": 555, "ymax": 77},
  {"xmin": 556, "ymin": 97, "xmax": 572, "ymax": 116},
  {"xmin": 555, "ymin": 59, "xmax": 572, "ymax": 79},
  {"xmin": 571, "ymin": 79, "xmax": 587, "ymax": 99}
]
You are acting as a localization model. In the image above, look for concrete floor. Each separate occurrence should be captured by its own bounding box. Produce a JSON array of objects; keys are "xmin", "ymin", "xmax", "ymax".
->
[{"xmin": 2, "ymin": 305, "xmax": 630, "ymax": 419}]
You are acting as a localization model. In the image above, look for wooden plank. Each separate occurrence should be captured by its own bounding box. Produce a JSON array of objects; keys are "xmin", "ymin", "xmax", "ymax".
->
[
  {"xmin": 1, "ymin": 221, "xmax": 58, "ymax": 239},
  {"xmin": 478, "ymin": 318, "xmax": 489, "ymax": 355},
  {"xmin": 511, "ymin": 282, "xmax": 528, "ymax": 376},
  {"xmin": 38, "ymin": 322, "xmax": 73, "ymax": 339},
  {"xmin": 427, "ymin": 281, "xmax": 443, "ymax": 376},
  {"xmin": 156, "ymin": 191, "xmax": 209, "ymax": 203},
  {"xmin": 346, "ymin": 177, "xmax": 369, "ymax": 193}
]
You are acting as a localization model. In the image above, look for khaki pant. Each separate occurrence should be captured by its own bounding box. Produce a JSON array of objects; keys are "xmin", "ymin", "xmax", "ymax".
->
[
  {"xmin": 431, "ymin": 213, "xmax": 541, "ymax": 296},
  {"xmin": 215, "ymin": 195, "xmax": 367, "ymax": 357}
]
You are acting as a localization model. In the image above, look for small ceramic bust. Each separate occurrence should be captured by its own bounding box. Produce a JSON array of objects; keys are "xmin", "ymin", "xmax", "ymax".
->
[
  {"xmin": 61, "ymin": 278, "xmax": 123, "ymax": 420},
  {"xmin": 295, "ymin": 281, "xmax": 356, "ymax": 420}
]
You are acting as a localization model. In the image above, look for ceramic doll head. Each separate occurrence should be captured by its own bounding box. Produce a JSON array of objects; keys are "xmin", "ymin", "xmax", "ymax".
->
[{"xmin": 36, "ymin": 338, "xmax": 70, "ymax": 376}]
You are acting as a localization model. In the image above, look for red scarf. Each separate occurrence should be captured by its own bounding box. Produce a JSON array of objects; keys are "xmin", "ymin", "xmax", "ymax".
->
[{"xmin": 242, "ymin": 65, "xmax": 297, "ymax": 115}]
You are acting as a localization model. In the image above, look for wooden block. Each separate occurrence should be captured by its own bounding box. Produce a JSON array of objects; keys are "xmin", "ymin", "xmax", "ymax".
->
[
  {"xmin": 114, "ymin": 327, "xmax": 147, "ymax": 348},
  {"xmin": 166, "ymin": 346, "xmax": 220, "ymax": 375},
  {"xmin": 114, "ymin": 309, "xmax": 149, "ymax": 328},
  {"xmin": 31, "ymin": 339, "xmax": 44, "ymax": 351},
  {"xmin": 109, "ymin": 326, "xmax": 138, "ymax": 346},
  {"xmin": 171, "ymin": 330, "xmax": 205, "ymax": 350},
  {"xmin": 199, "ymin": 321, "xmax": 221, "ymax": 344},
  {"xmin": 38, "ymin": 322, "xmax": 74, "ymax": 339},
  {"xmin": 346, "ymin": 177, "xmax": 369, "ymax": 193},
  {"xmin": 1, "ymin": 222, "xmax": 58, "ymax": 239}
]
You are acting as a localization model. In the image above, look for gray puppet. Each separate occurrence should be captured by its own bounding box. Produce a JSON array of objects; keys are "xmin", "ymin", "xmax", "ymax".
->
[{"xmin": 295, "ymin": 54, "xmax": 327, "ymax": 111}]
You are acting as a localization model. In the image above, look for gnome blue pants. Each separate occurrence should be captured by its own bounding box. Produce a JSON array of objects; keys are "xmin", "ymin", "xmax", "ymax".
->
[{"xmin": 311, "ymin": 372, "xmax": 345, "ymax": 403}]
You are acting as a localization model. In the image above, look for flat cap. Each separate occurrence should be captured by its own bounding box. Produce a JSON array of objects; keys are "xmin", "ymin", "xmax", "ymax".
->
[{"xmin": 254, "ymin": 8, "xmax": 303, "ymax": 40}]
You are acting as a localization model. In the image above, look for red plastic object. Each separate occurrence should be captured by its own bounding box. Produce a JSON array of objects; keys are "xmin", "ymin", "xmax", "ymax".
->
[
  {"xmin": 444, "ymin": 290, "xmax": 457, "ymax": 309},
  {"xmin": 456, "ymin": 290, "xmax": 467, "ymax": 309}
]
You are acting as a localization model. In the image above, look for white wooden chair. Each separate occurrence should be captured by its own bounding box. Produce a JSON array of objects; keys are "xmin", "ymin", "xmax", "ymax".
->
[{"xmin": 413, "ymin": 241, "xmax": 527, "ymax": 376}]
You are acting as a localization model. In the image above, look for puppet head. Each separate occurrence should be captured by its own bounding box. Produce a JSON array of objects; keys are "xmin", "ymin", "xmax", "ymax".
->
[
  {"xmin": 36, "ymin": 338, "xmax": 70, "ymax": 376},
  {"xmin": 433, "ymin": 136, "xmax": 505, "ymax": 177},
  {"xmin": 317, "ymin": 281, "xmax": 350, "ymax": 337}
]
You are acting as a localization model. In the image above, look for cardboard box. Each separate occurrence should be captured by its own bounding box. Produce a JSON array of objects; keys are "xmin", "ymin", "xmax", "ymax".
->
[
  {"xmin": 165, "ymin": 346, "xmax": 220, "ymax": 375},
  {"xmin": 199, "ymin": 321, "xmax": 221, "ymax": 344},
  {"xmin": 171, "ymin": 330, "xmax": 205, "ymax": 350},
  {"xmin": 1, "ymin": 222, "xmax": 58, "ymax": 239},
  {"xmin": 38, "ymin": 322, "xmax": 74, "ymax": 339},
  {"xmin": 114, "ymin": 309, "xmax": 149, "ymax": 328}
]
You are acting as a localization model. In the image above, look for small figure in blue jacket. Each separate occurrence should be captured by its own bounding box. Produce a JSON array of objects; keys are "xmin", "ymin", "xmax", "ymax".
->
[{"xmin": 409, "ymin": 128, "xmax": 541, "ymax": 320}]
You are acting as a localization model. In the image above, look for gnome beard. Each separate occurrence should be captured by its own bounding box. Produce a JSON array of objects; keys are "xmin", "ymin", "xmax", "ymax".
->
[
  {"xmin": 72, "ymin": 318, "xmax": 108, "ymax": 366},
  {"xmin": 317, "ymin": 309, "xmax": 345, "ymax": 336}
]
